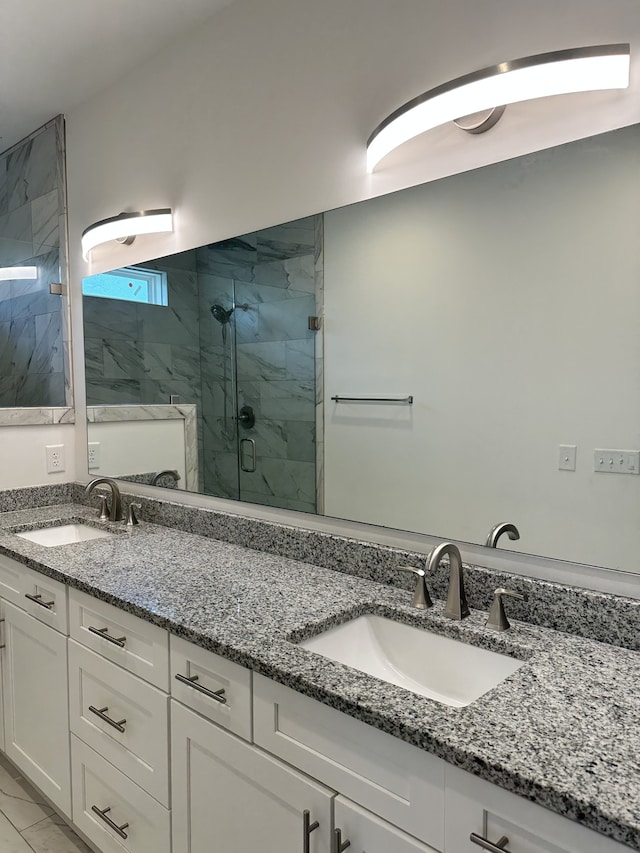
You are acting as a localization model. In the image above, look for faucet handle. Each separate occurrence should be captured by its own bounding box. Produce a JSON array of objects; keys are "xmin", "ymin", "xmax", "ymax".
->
[
  {"xmin": 487, "ymin": 588, "xmax": 526, "ymax": 631},
  {"xmin": 126, "ymin": 503, "xmax": 142, "ymax": 527},
  {"xmin": 397, "ymin": 565, "xmax": 433, "ymax": 609},
  {"xmin": 97, "ymin": 495, "xmax": 110, "ymax": 522}
]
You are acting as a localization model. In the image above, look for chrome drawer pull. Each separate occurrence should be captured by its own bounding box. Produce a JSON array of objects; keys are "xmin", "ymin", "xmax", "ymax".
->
[
  {"xmin": 0, "ymin": 617, "xmax": 4, "ymax": 650},
  {"xmin": 333, "ymin": 828, "xmax": 351, "ymax": 852},
  {"xmin": 91, "ymin": 805, "xmax": 129, "ymax": 839},
  {"xmin": 303, "ymin": 809, "xmax": 319, "ymax": 853},
  {"xmin": 470, "ymin": 833, "xmax": 511, "ymax": 852},
  {"xmin": 88, "ymin": 705, "xmax": 127, "ymax": 733},
  {"xmin": 88, "ymin": 625, "xmax": 126, "ymax": 647},
  {"xmin": 175, "ymin": 673, "xmax": 227, "ymax": 704},
  {"xmin": 24, "ymin": 592, "xmax": 54, "ymax": 610}
]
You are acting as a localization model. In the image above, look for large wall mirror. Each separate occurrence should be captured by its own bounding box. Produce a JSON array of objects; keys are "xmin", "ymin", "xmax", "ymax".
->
[
  {"xmin": 82, "ymin": 122, "xmax": 640, "ymax": 575},
  {"xmin": 0, "ymin": 116, "xmax": 71, "ymax": 413}
]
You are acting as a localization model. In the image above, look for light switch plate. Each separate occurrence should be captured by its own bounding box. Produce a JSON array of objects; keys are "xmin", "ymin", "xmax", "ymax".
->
[
  {"xmin": 558, "ymin": 445, "xmax": 577, "ymax": 471},
  {"xmin": 594, "ymin": 449, "xmax": 640, "ymax": 474}
]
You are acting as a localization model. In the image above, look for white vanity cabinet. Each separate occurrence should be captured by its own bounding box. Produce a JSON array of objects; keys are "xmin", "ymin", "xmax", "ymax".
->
[
  {"xmin": 67, "ymin": 589, "xmax": 171, "ymax": 853},
  {"xmin": 171, "ymin": 699, "xmax": 334, "ymax": 853},
  {"xmin": 445, "ymin": 765, "xmax": 633, "ymax": 853},
  {"xmin": 2, "ymin": 591, "xmax": 71, "ymax": 817}
]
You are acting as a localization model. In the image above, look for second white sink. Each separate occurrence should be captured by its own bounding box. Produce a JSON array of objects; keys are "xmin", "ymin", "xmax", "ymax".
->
[
  {"xmin": 16, "ymin": 523, "xmax": 118, "ymax": 547},
  {"xmin": 298, "ymin": 614, "xmax": 524, "ymax": 707}
]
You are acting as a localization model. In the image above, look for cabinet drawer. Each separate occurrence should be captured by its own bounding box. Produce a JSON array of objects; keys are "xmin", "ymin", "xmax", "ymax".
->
[
  {"xmin": 69, "ymin": 589, "xmax": 169, "ymax": 690},
  {"xmin": 335, "ymin": 797, "xmax": 440, "ymax": 852},
  {"xmin": 0, "ymin": 553, "xmax": 24, "ymax": 608},
  {"xmin": 71, "ymin": 735, "xmax": 170, "ymax": 853},
  {"xmin": 444, "ymin": 765, "xmax": 633, "ymax": 853},
  {"xmin": 21, "ymin": 565, "xmax": 68, "ymax": 633},
  {"xmin": 69, "ymin": 640, "xmax": 169, "ymax": 806},
  {"xmin": 254, "ymin": 674, "xmax": 445, "ymax": 851},
  {"xmin": 170, "ymin": 635, "xmax": 252, "ymax": 740}
]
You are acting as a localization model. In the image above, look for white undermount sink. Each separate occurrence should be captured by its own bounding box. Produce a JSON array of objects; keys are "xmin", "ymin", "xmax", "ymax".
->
[
  {"xmin": 298, "ymin": 614, "xmax": 524, "ymax": 707},
  {"xmin": 15, "ymin": 523, "xmax": 118, "ymax": 547}
]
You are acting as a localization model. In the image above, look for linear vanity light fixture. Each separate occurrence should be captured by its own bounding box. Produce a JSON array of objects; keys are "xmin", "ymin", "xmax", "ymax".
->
[
  {"xmin": 81, "ymin": 208, "xmax": 173, "ymax": 261},
  {"xmin": 366, "ymin": 44, "xmax": 631, "ymax": 172},
  {"xmin": 0, "ymin": 266, "xmax": 38, "ymax": 281}
]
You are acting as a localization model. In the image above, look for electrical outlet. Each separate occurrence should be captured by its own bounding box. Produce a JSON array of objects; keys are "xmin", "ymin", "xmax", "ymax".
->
[
  {"xmin": 88, "ymin": 442, "xmax": 101, "ymax": 470},
  {"xmin": 46, "ymin": 444, "xmax": 65, "ymax": 474}
]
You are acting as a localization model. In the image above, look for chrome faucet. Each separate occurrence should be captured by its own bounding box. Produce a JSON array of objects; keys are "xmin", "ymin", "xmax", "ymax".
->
[
  {"xmin": 151, "ymin": 469, "xmax": 181, "ymax": 486},
  {"xmin": 485, "ymin": 522, "xmax": 520, "ymax": 548},
  {"xmin": 85, "ymin": 477, "xmax": 123, "ymax": 522},
  {"xmin": 426, "ymin": 542, "xmax": 470, "ymax": 620}
]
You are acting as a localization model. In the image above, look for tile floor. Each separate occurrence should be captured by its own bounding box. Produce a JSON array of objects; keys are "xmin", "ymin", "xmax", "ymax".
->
[{"xmin": 0, "ymin": 753, "xmax": 91, "ymax": 852}]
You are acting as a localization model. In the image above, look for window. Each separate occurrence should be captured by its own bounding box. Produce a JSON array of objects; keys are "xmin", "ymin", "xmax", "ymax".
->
[{"xmin": 82, "ymin": 266, "xmax": 168, "ymax": 306}]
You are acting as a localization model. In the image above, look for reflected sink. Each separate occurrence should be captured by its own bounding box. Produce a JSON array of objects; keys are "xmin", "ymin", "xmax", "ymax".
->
[
  {"xmin": 16, "ymin": 523, "xmax": 118, "ymax": 547},
  {"xmin": 297, "ymin": 614, "xmax": 524, "ymax": 707}
]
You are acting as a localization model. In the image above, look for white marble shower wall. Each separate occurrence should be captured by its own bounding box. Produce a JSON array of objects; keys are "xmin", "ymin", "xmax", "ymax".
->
[
  {"xmin": 83, "ymin": 249, "xmax": 205, "ymax": 485},
  {"xmin": 0, "ymin": 117, "xmax": 67, "ymax": 406},
  {"xmin": 197, "ymin": 216, "xmax": 320, "ymax": 512}
]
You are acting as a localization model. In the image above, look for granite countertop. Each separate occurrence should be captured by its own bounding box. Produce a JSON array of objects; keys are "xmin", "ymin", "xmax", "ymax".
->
[{"xmin": 0, "ymin": 503, "xmax": 638, "ymax": 849}]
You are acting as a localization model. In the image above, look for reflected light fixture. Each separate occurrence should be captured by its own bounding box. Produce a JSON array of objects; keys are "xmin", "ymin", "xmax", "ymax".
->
[
  {"xmin": 366, "ymin": 44, "xmax": 630, "ymax": 172},
  {"xmin": 0, "ymin": 266, "xmax": 38, "ymax": 281},
  {"xmin": 81, "ymin": 208, "xmax": 173, "ymax": 261}
]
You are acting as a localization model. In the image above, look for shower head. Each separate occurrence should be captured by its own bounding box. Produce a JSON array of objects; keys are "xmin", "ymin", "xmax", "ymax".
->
[{"xmin": 210, "ymin": 304, "xmax": 234, "ymax": 324}]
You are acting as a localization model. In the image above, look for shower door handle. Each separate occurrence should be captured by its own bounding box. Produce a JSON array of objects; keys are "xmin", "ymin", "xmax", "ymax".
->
[{"xmin": 240, "ymin": 438, "xmax": 257, "ymax": 473}]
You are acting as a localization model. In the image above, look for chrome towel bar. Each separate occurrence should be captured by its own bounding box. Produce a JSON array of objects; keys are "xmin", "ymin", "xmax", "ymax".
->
[{"xmin": 330, "ymin": 395, "xmax": 413, "ymax": 404}]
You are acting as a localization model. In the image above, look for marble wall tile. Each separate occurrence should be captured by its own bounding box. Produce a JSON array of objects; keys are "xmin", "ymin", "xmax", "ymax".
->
[
  {"xmin": 259, "ymin": 378, "xmax": 315, "ymax": 421},
  {"xmin": 256, "ymin": 217, "xmax": 315, "ymax": 261},
  {"xmin": 16, "ymin": 373, "xmax": 65, "ymax": 407},
  {"xmin": 285, "ymin": 338, "xmax": 315, "ymax": 381},
  {"xmin": 83, "ymin": 338, "xmax": 104, "ymax": 377},
  {"xmin": 239, "ymin": 457, "xmax": 315, "ymax": 504},
  {"xmin": 31, "ymin": 188, "xmax": 59, "ymax": 254},
  {"xmin": 202, "ymin": 415, "xmax": 237, "ymax": 454},
  {"xmin": 238, "ymin": 294, "xmax": 315, "ymax": 345},
  {"xmin": 200, "ymin": 343, "xmax": 231, "ymax": 381},
  {"xmin": 196, "ymin": 235, "xmax": 257, "ymax": 279},
  {"xmin": 83, "ymin": 296, "xmax": 138, "ymax": 340},
  {"xmin": 6, "ymin": 123, "xmax": 57, "ymax": 212},
  {"xmin": 86, "ymin": 379, "xmax": 142, "ymax": 406},
  {"xmin": 0, "ymin": 317, "xmax": 36, "ymax": 373},
  {"xmin": 236, "ymin": 341, "xmax": 287, "ymax": 381},
  {"xmin": 142, "ymin": 342, "xmax": 173, "ymax": 380},
  {"xmin": 235, "ymin": 278, "xmax": 310, "ymax": 306},
  {"xmin": 33, "ymin": 312, "xmax": 63, "ymax": 373},
  {"xmin": 203, "ymin": 450, "xmax": 239, "ymax": 499},
  {"xmin": 137, "ymin": 301, "xmax": 199, "ymax": 348},
  {"xmin": 0, "ymin": 161, "xmax": 7, "ymax": 218},
  {"xmin": 0, "ymin": 202, "xmax": 32, "ymax": 246},
  {"xmin": 103, "ymin": 339, "xmax": 144, "ymax": 380},
  {"xmin": 0, "ymin": 237, "xmax": 34, "ymax": 267},
  {"xmin": 0, "ymin": 377, "xmax": 17, "ymax": 407},
  {"xmin": 154, "ymin": 249, "xmax": 197, "ymax": 271}
]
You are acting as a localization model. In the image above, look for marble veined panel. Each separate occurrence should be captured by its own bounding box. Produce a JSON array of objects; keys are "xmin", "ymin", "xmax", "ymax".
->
[
  {"xmin": 153, "ymin": 249, "xmax": 197, "ymax": 271},
  {"xmin": 0, "ymin": 202, "xmax": 32, "ymax": 245},
  {"xmin": 6, "ymin": 123, "xmax": 57, "ymax": 212},
  {"xmin": 0, "ymin": 316, "xmax": 36, "ymax": 373},
  {"xmin": 202, "ymin": 414, "xmax": 237, "ymax": 454},
  {"xmin": 234, "ymin": 278, "xmax": 311, "ymax": 307},
  {"xmin": 31, "ymin": 188, "xmax": 59, "ymax": 254},
  {"xmin": 140, "ymin": 377, "xmax": 201, "ymax": 406},
  {"xmin": 83, "ymin": 295, "xmax": 138, "ymax": 340},
  {"xmin": 17, "ymin": 372, "xmax": 65, "ymax": 407},
  {"xmin": 83, "ymin": 338, "xmax": 104, "ymax": 377},
  {"xmin": 241, "ymin": 418, "xmax": 315, "ymax": 463},
  {"xmin": 256, "ymin": 217, "xmax": 315, "ymax": 261},
  {"xmin": 172, "ymin": 345, "xmax": 202, "ymax": 384},
  {"xmin": 239, "ymin": 457, "xmax": 315, "ymax": 503},
  {"xmin": 103, "ymin": 339, "xmax": 144, "ymax": 381},
  {"xmin": 236, "ymin": 340, "xmax": 287, "ymax": 381},
  {"xmin": 285, "ymin": 338, "xmax": 315, "ymax": 381},
  {"xmin": 197, "ymin": 235, "xmax": 257, "ymax": 279},
  {"xmin": 136, "ymin": 301, "xmax": 199, "ymax": 348},
  {"xmin": 0, "ymin": 237, "xmax": 34, "ymax": 267},
  {"xmin": 203, "ymin": 450, "xmax": 239, "ymax": 500},
  {"xmin": 33, "ymin": 312, "xmax": 63, "ymax": 373},
  {"xmin": 200, "ymin": 343, "xmax": 231, "ymax": 382},
  {"xmin": 246, "ymin": 293, "xmax": 315, "ymax": 345},
  {"xmin": 0, "ymin": 161, "xmax": 7, "ymax": 217},
  {"xmin": 259, "ymin": 378, "xmax": 315, "ymax": 421},
  {"xmin": 142, "ymin": 342, "xmax": 173, "ymax": 380},
  {"xmin": 85, "ymin": 379, "xmax": 142, "ymax": 406}
]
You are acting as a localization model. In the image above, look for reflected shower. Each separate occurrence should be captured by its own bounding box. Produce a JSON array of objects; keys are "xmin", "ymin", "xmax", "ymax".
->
[{"xmin": 210, "ymin": 302, "xmax": 249, "ymax": 324}]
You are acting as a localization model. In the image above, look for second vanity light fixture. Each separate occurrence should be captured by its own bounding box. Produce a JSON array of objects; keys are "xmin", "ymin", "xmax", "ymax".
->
[
  {"xmin": 81, "ymin": 208, "xmax": 173, "ymax": 261},
  {"xmin": 366, "ymin": 44, "xmax": 631, "ymax": 172}
]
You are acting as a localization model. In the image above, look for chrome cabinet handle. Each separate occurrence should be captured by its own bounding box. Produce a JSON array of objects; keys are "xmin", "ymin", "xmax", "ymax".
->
[
  {"xmin": 470, "ymin": 833, "xmax": 511, "ymax": 852},
  {"xmin": 91, "ymin": 805, "xmax": 129, "ymax": 839},
  {"xmin": 24, "ymin": 592, "xmax": 54, "ymax": 610},
  {"xmin": 303, "ymin": 809, "xmax": 319, "ymax": 853},
  {"xmin": 175, "ymin": 673, "xmax": 227, "ymax": 704},
  {"xmin": 333, "ymin": 828, "xmax": 351, "ymax": 852},
  {"xmin": 0, "ymin": 617, "xmax": 5, "ymax": 650},
  {"xmin": 88, "ymin": 705, "xmax": 127, "ymax": 733},
  {"xmin": 240, "ymin": 438, "xmax": 257, "ymax": 473},
  {"xmin": 88, "ymin": 625, "xmax": 126, "ymax": 647}
]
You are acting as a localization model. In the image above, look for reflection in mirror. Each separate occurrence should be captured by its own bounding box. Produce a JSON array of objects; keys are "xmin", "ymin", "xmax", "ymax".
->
[
  {"xmin": 0, "ymin": 116, "xmax": 69, "ymax": 407},
  {"xmin": 84, "ymin": 123, "xmax": 640, "ymax": 575}
]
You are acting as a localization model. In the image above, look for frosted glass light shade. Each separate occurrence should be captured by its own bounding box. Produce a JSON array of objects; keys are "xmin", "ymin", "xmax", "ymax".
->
[
  {"xmin": 366, "ymin": 44, "xmax": 630, "ymax": 172},
  {"xmin": 81, "ymin": 209, "xmax": 173, "ymax": 260},
  {"xmin": 0, "ymin": 266, "xmax": 38, "ymax": 281}
]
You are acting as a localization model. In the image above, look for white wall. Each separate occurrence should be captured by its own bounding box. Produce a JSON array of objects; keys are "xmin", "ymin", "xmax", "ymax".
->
[
  {"xmin": 64, "ymin": 0, "xmax": 640, "ymax": 576},
  {"xmin": 0, "ymin": 425, "xmax": 75, "ymax": 489},
  {"xmin": 87, "ymin": 420, "xmax": 186, "ymax": 485}
]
